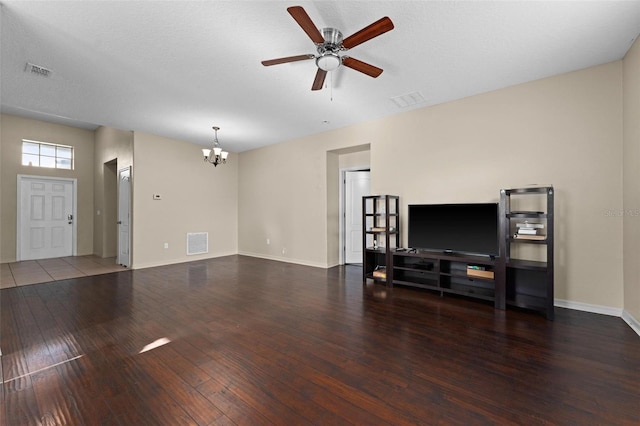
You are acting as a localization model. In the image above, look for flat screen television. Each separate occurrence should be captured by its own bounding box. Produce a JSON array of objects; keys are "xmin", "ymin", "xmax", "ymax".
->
[{"xmin": 408, "ymin": 203, "xmax": 499, "ymax": 257}]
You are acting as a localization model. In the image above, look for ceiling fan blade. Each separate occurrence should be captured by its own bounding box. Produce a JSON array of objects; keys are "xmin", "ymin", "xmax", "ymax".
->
[
  {"xmin": 287, "ymin": 6, "xmax": 325, "ymax": 44},
  {"xmin": 312, "ymin": 68, "xmax": 327, "ymax": 91},
  {"xmin": 342, "ymin": 17, "xmax": 394, "ymax": 49},
  {"xmin": 342, "ymin": 57, "xmax": 383, "ymax": 78},
  {"xmin": 261, "ymin": 55, "xmax": 314, "ymax": 66}
]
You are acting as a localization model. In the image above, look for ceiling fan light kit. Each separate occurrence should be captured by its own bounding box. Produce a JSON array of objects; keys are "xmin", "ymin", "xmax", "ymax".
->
[
  {"xmin": 261, "ymin": 5, "xmax": 394, "ymax": 91},
  {"xmin": 316, "ymin": 53, "xmax": 340, "ymax": 71}
]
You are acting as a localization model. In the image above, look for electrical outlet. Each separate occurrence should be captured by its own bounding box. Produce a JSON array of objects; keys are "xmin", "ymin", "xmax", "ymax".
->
[
  {"xmin": 164, "ymin": 243, "xmax": 169, "ymax": 249},
  {"xmin": 282, "ymin": 248, "xmax": 286, "ymax": 255},
  {"xmin": 266, "ymin": 238, "xmax": 270, "ymax": 245}
]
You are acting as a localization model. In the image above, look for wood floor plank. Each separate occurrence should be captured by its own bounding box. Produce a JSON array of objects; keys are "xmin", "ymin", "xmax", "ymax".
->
[
  {"xmin": 137, "ymin": 348, "xmax": 231, "ymax": 425},
  {"xmin": 1, "ymin": 255, "xmax": 639, "ymax": 425}
]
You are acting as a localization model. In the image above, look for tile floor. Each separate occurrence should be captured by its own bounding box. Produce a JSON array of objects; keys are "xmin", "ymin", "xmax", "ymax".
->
[{"xmin": 1, "ymin": 255, "xmax": 128, "ymax": 289}]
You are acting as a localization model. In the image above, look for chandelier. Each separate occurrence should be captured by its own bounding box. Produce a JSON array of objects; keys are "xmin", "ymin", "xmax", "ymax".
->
[{"xmin": 202, "ymin": 126, "xmax": 228, "ymax": 167}]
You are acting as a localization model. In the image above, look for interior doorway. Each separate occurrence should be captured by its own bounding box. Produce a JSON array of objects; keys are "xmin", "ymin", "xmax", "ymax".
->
[
  {"xmin": 117, "ymin": 167, "xmax": 131, "ymax": 267},
  {"xmin": 343, "ymin": 170, "xmax": 370, "ymax": 264},
  {"xmin": 103, "ymin": 160, "xmax": 118, "ymax": 257},
  {"xmin": 17, "ymin": 175, "xmax": 77, "ymax": 261}
]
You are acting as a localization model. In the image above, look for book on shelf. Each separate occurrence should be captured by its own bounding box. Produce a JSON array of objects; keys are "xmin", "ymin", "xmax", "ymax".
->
[
  {"xmin": 516, "ymin": 222, "xmax": 545, "ymax": 229},
  {"xmin": 513, "ymin": 234, "xmax": 546, "ymax": 240},
  {"xmin": 467, "ymin": 265, "xmax": 486, "ymax": 271},
  {"xmin": 517, "ymin": 228, "xmax": 539, "ymax": 235}
]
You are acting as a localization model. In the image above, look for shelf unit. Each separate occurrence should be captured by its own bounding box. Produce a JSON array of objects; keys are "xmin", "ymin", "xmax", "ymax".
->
[
  {"xmin": 393, "ymin": 250, "xmax": 498, "ymax": 305},
  {"xmin": 498, "ymin": 186, "xmax": 554, "ymax": 319},
  {"xmin": 362, "ymin": 195, "xmax": 399, "ymax": 285}
]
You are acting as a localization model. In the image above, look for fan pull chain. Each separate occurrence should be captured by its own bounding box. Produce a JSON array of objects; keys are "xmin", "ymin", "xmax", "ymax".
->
[{"xmin": 330, "ymin": 71, "xmax": 333, "ymax": 101}]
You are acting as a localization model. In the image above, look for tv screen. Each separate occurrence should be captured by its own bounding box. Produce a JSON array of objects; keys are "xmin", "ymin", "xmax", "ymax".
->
[{"xmin": 408, "ymin": 203, "xmax": 499, "ymax": 256}]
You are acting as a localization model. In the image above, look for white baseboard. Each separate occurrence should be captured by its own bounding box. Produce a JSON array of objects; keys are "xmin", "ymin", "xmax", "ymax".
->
[
  {"xmin": 555, "ymin": 299, "xmax": 640, "ymax": 337},
  {"xmin": 238, "ymin": 251, "xmax": 327, "ymax": 269},
  {"xmin": 132, "ymin": 251, "xmax": 237, "ymax": 270},
  {"xmin": 622, "ymin": 310, "xmax": 640, "ymax": 337},
  {"xmin": 554, "ymin": 299, "xmax": 623, "ymax": 317}
]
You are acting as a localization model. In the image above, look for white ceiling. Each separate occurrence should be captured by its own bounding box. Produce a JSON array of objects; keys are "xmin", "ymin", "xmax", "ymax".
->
[{"xmin": 2, "ymin": 1, "xmax": 640, "ymax": 152}]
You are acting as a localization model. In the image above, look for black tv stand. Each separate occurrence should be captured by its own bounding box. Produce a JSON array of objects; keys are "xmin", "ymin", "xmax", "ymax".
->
[{"xmin": 393, "ymin": 250, "xmax": 498, "ymax": 306}]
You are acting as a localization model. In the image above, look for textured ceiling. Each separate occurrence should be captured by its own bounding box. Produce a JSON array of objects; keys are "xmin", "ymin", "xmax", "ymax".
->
[{"xmin": 2, "ymin": 1, "xmax": 640, "ymax": 152}]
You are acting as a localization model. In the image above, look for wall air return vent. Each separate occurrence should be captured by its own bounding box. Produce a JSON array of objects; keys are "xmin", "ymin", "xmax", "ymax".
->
[
  {"xmin": 25, "ymin": 62, "xmax": 52, "ymax": 77},
  {"xmin": 187, "ymin": 232, "xmax": 208, "ymax": 255}
]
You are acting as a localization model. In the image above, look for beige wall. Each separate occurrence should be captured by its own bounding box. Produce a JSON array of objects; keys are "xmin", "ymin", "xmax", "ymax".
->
[
  {"xmin": 239, "ymin": 62, "xmax": 624, "ymax": 309},
  {"xmin": 131, "ymin": 131, "xmax": 238, "ymax": 269},
  {"xmin": 376, "ymin": 62, "xmax": 623, "ymax": 307},
  {"xmin": 93, "ymin": 126, "xmax": 133, "ymax": 257},
  {"xmin": 239, "ymin": 128, "xmax": 377, "ymax": 267},
  {"xmin": 623, "ymin": 37, "xmax": 640, "ymax": 322},
  {"xmin": 338, "ymin": 146, "xmax": 371, "ymax": 170},
  {"xmin": 0, "ymin": 114, "xmax": 95, "ymax": 262}
]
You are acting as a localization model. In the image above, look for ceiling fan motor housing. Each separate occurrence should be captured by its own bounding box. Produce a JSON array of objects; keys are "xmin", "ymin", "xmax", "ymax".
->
[{"xmin": 321, "ymin": 27, "xmax": 343, "ymax": 48}]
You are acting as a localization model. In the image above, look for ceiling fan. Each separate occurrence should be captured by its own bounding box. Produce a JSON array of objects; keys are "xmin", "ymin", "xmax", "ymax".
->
[{"xmin": 261, "ymin": 6, "xmax": 394, "ymax": 91}]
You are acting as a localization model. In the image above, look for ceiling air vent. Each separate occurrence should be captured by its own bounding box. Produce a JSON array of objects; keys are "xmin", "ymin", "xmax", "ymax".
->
[
  {"xmin": 25, "ymin": 62, "xmax": 52, "ymax": 77},
  {"xmin": 391, "ymin": 91, "xmax": 425, "ymax": 108}
]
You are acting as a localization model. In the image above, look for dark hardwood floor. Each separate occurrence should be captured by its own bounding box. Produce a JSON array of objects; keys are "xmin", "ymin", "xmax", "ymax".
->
[{"xmin": 1, "ymin": 255, "xmax": 638, "ymax": 425}]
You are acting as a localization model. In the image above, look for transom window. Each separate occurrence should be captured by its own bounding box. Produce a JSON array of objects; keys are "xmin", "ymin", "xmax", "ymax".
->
[{"xmin": 22, "ymin": 140, "xmax": 74, "ymax": 170}]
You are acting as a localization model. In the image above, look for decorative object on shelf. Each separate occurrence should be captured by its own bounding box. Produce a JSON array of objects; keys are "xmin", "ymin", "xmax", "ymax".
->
[
  {"xmin": 372, "ymin": 266, "xmax": 386, "ymax": 279},
  {"xmin": 202, "ymin": 126, "xmax": 229, "ymax": 167},
  {"xmin": 466, "ymin": 265, "xmax": 495, "ymax": 279}
]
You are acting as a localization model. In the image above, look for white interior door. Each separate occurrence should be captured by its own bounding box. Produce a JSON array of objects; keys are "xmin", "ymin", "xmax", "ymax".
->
[
  {"xmin": 117, "ymin": 167, "xmax": 131, "ymax": 267},
  {"xmin": 344, "ymin": 171, "xmax": 370, "ymax": 264},
  {"xmin": 18, "ymin": 176, "xmax": 75, "ymax": 261}
]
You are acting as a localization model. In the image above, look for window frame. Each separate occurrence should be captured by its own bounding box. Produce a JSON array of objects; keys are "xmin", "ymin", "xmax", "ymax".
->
[{"xmin": 21, "ymin": 139, "xmax": 75, "ymax": 170}]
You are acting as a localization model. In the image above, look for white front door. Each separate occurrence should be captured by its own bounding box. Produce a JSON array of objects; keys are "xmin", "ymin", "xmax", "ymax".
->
[
  {"xmin": 18, "ymin": 176, "xmax": 75, "ymax": 261},
  {"xmin": 117, "ymin": 167, "xmax": 131, "ymax": 267},
  {"xmin": 344, "ymin": 171, "xmax": 371, "ymax": 264}
]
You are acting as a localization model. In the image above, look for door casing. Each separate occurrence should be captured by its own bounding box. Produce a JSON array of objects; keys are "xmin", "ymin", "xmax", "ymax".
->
[{"xmin": 340, "ymin": 168, "xmax": 370, "ymax": 265}]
